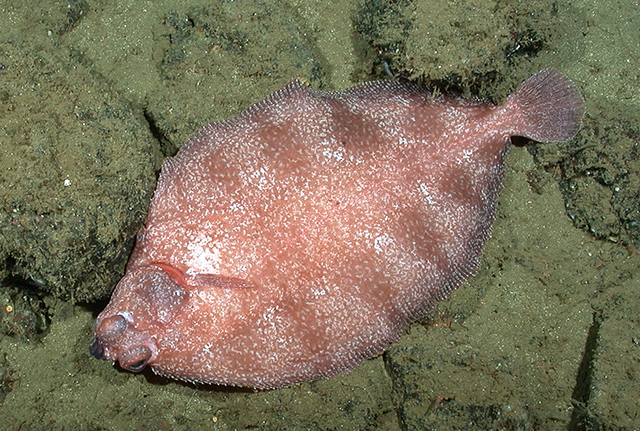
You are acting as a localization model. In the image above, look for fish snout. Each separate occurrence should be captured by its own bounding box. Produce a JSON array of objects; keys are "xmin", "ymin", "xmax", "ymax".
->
[
  {"xmin": 90, "ymin": 313, "xmax": 157, "ymax": 372},
  {"xmin": 90, "ymin": 313, "xmax": 128, "ymax": 361}
]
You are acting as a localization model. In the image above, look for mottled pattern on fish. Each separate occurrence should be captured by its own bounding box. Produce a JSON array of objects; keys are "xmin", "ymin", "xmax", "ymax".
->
[{"xmin": 91, "ymin": 69, "xmax": 584, "ymax": 389}]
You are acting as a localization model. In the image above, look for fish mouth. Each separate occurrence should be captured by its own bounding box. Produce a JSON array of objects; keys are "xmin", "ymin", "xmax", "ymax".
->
[{"xmin": 89, "ymin": 337, "xmax": 105, "ymax": 360}]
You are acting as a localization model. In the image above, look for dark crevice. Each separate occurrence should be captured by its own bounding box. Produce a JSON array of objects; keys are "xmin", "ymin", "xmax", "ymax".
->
[
  {"xmin": 0, "ymin": 275, "xmax": 51, "ymax": 341},
  {"xmin": 142, "ymin": 108, "xmax": 179, "ymax": 159},
  {"xmin": 568, "ymin": 312, "xmax": 604, "ymax": 431},
  {"xmin": 57, "ymin": 0, "xmax": 88, "ymax": 36},
  {"xmin": 381, "ymin": 351, "xmax": 409, "ymax": 431}
]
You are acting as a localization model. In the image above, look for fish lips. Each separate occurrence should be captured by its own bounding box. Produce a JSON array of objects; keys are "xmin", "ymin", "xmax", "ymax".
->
[{"xmin": 89, "ymin": 337, "xmax": 105, "ymax": 360}]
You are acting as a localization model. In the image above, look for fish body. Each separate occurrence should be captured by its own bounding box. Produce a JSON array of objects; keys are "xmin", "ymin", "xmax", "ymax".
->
[{"xmin": 91, "ymin": 69, "xmax": 584, "ymax": 389}]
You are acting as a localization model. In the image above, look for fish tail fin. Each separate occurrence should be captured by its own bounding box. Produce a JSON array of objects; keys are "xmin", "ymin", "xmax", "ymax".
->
[{"xmin": 506, "ymin": 68, "xmax": 584, "ymax": 143}]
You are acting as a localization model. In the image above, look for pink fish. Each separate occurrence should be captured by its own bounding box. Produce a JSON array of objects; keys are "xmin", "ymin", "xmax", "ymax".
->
[{"xmin": 90, "ymin": 69, "xmax": 584, "ymax": 389}]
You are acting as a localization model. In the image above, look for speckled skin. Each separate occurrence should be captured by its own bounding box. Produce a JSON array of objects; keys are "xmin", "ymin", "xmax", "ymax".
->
[{"xmin": 90, "ymin": 69, "xmax": 583, "ymax": 389}]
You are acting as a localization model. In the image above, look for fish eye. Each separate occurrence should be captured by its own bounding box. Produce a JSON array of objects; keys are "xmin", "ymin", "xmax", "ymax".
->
[
  {"xmin": 126, "ymin": 359, "xmax": 148, "ymax": 373},
  {"xmin": 97, "ymin": 314, "xmax": 128, "ymax": 342},
  {"xmin": 119, "ymin": 345, "xmax": 153, "ymax": 373}
]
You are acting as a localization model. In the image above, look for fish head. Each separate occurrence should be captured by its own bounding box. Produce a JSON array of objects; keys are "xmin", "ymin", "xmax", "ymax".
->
[
  {"xmin": 90, "ymin": 265, "xmax": 188, "ymax": 373},
  {"xmin": 90, "ymin": 312, "xmax": 157, "ymax": 372}
]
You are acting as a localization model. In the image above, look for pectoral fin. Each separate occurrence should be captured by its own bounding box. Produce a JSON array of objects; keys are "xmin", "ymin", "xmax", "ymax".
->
[{"xmin": 150, "ymin": 262, "xmax": 255, "ymax": 289}]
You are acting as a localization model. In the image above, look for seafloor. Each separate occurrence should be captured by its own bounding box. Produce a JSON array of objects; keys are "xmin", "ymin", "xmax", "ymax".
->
[{"xmin": 0, "ymin": 0, "xmax": 639, "ymax": 430}]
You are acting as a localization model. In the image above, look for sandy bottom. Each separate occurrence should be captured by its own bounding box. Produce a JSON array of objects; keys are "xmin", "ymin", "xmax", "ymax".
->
[{"xmin": 1, "ymin": 0, "xmax": 639, "ymax": 429}]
